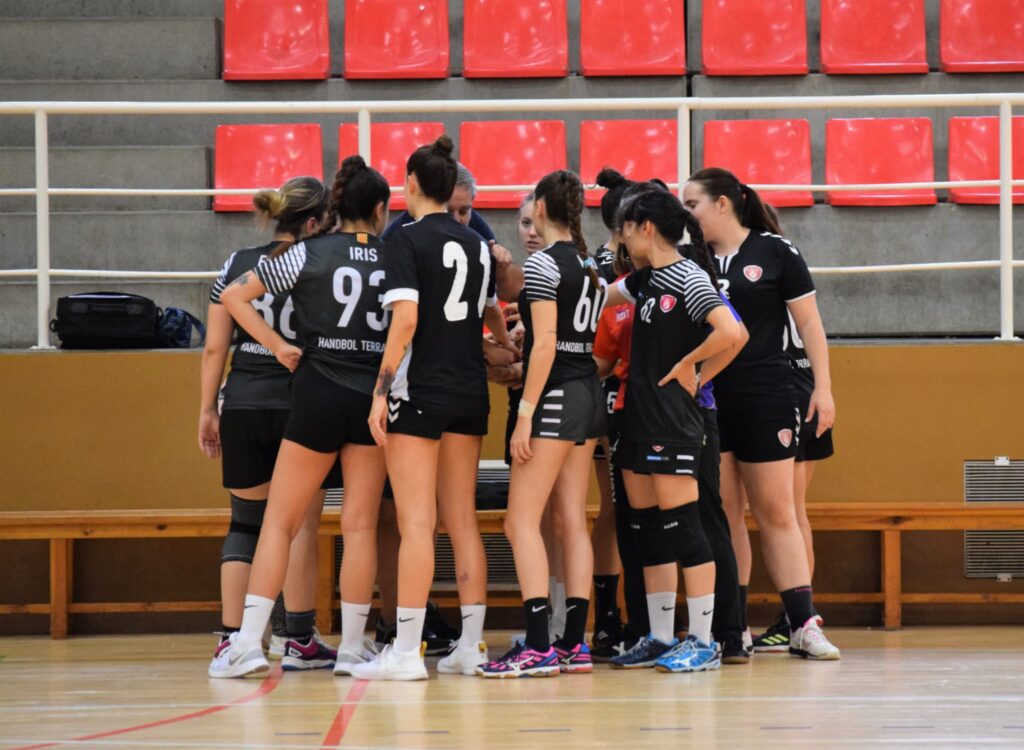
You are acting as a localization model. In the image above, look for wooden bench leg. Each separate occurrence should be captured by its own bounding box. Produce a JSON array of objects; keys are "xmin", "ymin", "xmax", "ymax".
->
[
  {"xmin": 49, "ymin": 539, "xmax": 72, "ymax": 640},
  {"xmin": 317, "ymin": 534, "xmax": 335, "ymax": 635},
  {"xmin": 882, "ymin": 529, "xmax": 901, "ymax": 630}
]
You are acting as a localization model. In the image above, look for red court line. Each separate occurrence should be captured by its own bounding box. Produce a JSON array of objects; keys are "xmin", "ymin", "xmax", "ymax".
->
[
  {"xmin": 12, "ymin": 666, "xmax": 284, "ymax": 750},
  {"xmin": 320, "ymin": 680, "xmax": 370, "ymax": 748}
]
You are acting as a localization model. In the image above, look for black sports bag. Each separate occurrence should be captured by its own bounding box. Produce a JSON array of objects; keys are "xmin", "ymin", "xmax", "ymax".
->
[{"xmin": 50, "ymin": 292, "xmax": 162, "ymax": 349}]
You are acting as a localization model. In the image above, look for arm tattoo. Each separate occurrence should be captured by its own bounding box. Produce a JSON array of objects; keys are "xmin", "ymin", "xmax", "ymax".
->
[
  {"xmin": 375, "ymin": 366, "xmax": 395, "ymax": 397},
  {"xmin": 228, "ymin": 273, "xmax": 251, "ymax": 289}
]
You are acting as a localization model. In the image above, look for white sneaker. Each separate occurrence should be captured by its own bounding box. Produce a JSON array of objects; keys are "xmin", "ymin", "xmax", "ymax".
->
[
  {"xmin": 268, "ymin": 634, "xmax": 287, "ymax": 660},
  {"xmin": 349, "ymin": 643, "xmax": 428, "ymax": 681},
  {"xmin": 437, "ymin": 641, "xmax": 489, "ymax": 676},
  {"xmin": 334, "ymin": 637, "xmax": 380, "ymax": 676},
  {"xmin": 789, "ymin": 616, "xmax": 841, "ymax": 661},
  {"xmin": 208, "ymin": 633, "xmax": 270, "ymax": 678}
]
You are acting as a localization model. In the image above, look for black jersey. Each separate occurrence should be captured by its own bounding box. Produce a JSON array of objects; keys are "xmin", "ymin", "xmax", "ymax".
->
[
  {"xmin": 382, "ymin": 212, "xmax": 497, "ymax": 417},
  {"xmin": 595, "ymin": 244, "xmax": 618, "ymax": 284},
  {"xmin": 254, "ymin": 232, "xmax": 388, "ymax": 395},
  {"xmin": 714, "ymin": 231, "xmax": 815, "ymax": 394},
  {"xmin": 784, "ymin": 309, "xmax": 815, "ymax": 396},
  {"xmin": 519, "ymin": 241, "xmax": 607, "ymax": 387},
  {"xmin": 210, "ymin": 242, "xmax": 294, "ymax": 410},
  {"xmin": 617, "ymin": 259, "xmax": 724, "ymax": 446}
]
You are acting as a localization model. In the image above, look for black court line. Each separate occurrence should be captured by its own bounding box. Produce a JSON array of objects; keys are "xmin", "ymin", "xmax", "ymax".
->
[{"xmin": 518, "ymin": 728, "xmax": 571, "ymax": 733}]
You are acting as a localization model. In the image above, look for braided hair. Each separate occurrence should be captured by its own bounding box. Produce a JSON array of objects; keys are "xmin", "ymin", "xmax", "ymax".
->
[
  {"xmin": 319, "ymin": 155, "xmax": 390, "ymax": 234},
  {"xmin": 534, "ymin": 170, "xmax": 600, "ymax": 287}
]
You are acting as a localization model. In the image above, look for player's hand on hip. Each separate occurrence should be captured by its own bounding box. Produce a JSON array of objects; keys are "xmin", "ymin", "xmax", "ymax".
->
[{"xmin": 274, "ymin": 343, "xmax": 303, "ymax": 372}]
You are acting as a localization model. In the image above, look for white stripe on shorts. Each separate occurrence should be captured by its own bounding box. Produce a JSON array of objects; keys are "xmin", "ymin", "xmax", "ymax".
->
[
  {"xmin": 675, "ymin": 469, "xmax": 694, "ymax": 474},
  {"xmin": 546, "ymin": 390, "xmax": 564, "ymax": 397},
  {"xmin": 541, "ymin": 418, "xmax": 560, "ymax": 424},
  {"xmin": 543, "ymin": 404, "xmax": 563, "ymax": 410},
  {"xmin": 539, "ymin": 431, "xmax": 560, "ymax": 437},
  {"xmin": 676, "ymin": 454, "xmax": 693, "ymax": 460}
]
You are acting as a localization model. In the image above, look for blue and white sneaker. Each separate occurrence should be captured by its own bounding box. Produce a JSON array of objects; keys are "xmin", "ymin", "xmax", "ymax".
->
[
  {"xmin": 609, "ymin": 634, "xmax": 679, "ymax": 669},
  {"xmin": 655, "ymin": 635, "xmax": 721, "ymax": 673}
]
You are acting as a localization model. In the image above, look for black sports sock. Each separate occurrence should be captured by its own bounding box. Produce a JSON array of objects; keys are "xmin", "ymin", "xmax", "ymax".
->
[
  {"xmin": 524, "ymin": 598, "xmax": 550, "ymax": 652},
  {"xmin": 285, "ymin": 608, "xmax": 316, "ymax": 641},
  {"xmin": 738, "ymin": 585, "xmax": 749, "ymax": 631},
  {"xmin": 779, "ymin": 586, "xmax": 817, "ymax": 631},
  {"xmin": 270, "ymin": 593, "xmax": 288, "ymax": 638},
  {"xmin": 593, "ymin": 575, "xmax": 620, "ymax": 629},
  {"xmin": 558, "ymin": 597, "xmax": 590, "ymax": 649},
  {"xmin": 220, "ymin": 624, "xmax": 239, "ymax": 643}
]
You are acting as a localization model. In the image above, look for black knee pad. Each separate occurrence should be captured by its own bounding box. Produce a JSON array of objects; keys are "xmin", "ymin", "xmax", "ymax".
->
[
  {"xmin": 661, "ymin": 502, "xmax": 714, "ymax": 568},
  {"xmin": 630, "ymin": 506, "xmax": 675, "ymax": 568},
  {"xmin": 221, "ymin": 495, "xmax": 267, "ymax": 564}
]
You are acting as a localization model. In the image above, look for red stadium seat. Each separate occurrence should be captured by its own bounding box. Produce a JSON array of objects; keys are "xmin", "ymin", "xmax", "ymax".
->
[
  {"xmin": 948, "ymin": 116, "xmax": 1024, "ymax": 204},
  {"xmin": 223, "ymin": 0, "xmax": 330, "ymax": 80},
  {"xmin": 580, "ymin": 0, "xmax": 686, "ymax": 77},
  {"xmin": 344, "ymin": 0, "xmax": 449, "ymax": 79},
  {"xmin": 579, "ymin": 120, "xmax": 678, "ymax": 206},
  {"xmin": 825, "ymin": 118, "xmax": 936, "ymax": 206},
  {"xmin": 338, "ymin": 122, "xmax": 446, "ymax": 210},
  {"xmin": 940, "ymin": 0, "xmax": 1024, "ymax": 73},
  {"xmin": 459, "ymin": 121, "xmax": 567, "ymax": 208},
  {"xmin": 214, "ymin": 124, "xmax": 324, "ymax": 212},
  {"xmin": 463, "ymin": 0, "xmax": 568, "ymax": 78},
  {"xmin": 702, "ymin": 0, "xmax": 808, "ymax": 76},
  {"xmin": 820, "ymin": 0, "xmax": 927, "ymax": 74},
  {"xmin": 703, "ymin": 120, "xmax": 813, "ymax": 208}
]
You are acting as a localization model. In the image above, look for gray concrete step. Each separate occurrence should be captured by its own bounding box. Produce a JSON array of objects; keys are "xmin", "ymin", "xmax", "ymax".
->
[
  {"xmin": 0, "ymin": 146, "xmax": 210, "ymax": 211},
  {"xmin": 0, "ymin": 17, "xmax": 220, "ymax": 80},
  {"xmin": 0, "ymin": 1, "xmax": 222, "ymax": 17}
]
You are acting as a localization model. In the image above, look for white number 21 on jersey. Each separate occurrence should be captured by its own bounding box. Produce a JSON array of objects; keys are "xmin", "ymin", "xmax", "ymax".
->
[{"xmin": 443, "ymin": 241, "xmax": 491, "ymax": 322}]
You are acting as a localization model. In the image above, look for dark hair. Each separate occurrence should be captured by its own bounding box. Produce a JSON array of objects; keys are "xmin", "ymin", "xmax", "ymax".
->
[
  {"xmin": 687, "ymin": 167, "xmax": 782, "ymax": 236},
  {"xmin": 252, "ymin": 176, "xmax": 329, "ymax": 258},
  {"xmin": 534, "ymin": 170, "xmax": 599, "ymax": 286},
  {"xmin": 406, "ymin": 135, "xmax": 458, "ymax": 203},
  {"xmin": 619, "ymin": 187, "xmax": 719, "ymax": 287},
  {"xmin": 323, "ymin": 155, "xmax": 390, "ymax": 232},
  {"xmin": 595, "ymin": 167, "xmax": 636, "ymax": 230}
]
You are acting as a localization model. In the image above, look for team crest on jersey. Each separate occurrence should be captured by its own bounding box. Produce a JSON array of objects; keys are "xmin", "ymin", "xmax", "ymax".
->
[
  {"xmin": 777, "ymin": 429, "xmax": 793, "ymax": 448},
  {"xmin": 743, "ymin": 265, "xmax": 763, "ymax": 282},
  {"xmin": 659, "ymin": 295, "xmax": 677, "ymax": 313}
]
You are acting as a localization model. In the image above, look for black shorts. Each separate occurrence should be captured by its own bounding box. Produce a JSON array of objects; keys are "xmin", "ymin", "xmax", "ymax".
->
[
  {"xmin": 283, "ymin": 364, "xmax": 375, "ymax": 453},
  {"xmin": 220, "ymin": 408, "xmax": 288, "ymax": 489},
  {"xmin": 616, "ymin": 438, "xmax": 702, "ymax": 477},
  {"xmin": 601, "ymin": 375, "xmax": 620, "ymax": 416},
  {"xmin": 531, "ymin": 374, "xmax": 606, "ymax": 444},
  {"xmin": 796, "ymin": 413, "xmax": 834, "ymax": 462},
  {"xmin": 717, "ymin": 392, "xmax": 802, "ymax": 463},
  {"xmin": 387, "ymin": 396, "xmax": 489, "ymax": 440}
]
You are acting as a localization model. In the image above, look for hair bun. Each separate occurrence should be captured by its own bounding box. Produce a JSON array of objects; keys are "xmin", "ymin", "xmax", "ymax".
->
[
  {"xmin": 432, "ymin": 134, "xmax": 454, "ymax": 157},
  {"xmin": 596, "ymin": 167, "xmax": 627, "ymax": 190},
  {"xmin": 252, "ymin": 188, "xmax": 286, "ymax": 218}
]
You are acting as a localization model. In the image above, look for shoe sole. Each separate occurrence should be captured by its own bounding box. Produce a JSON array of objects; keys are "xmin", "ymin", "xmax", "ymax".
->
[
  {"xmin": 351, "ymin": 670, "xmax": 429, "ymax": 681},
  {"xmin": 721, "ymin": 654, "xmax": 752, "ymax": 665},
  {"xmin": 282, "ymin": 658, "xmax": 335, "ymax": 671},
  {"xmin": 559, "ymin": 664, "xmax": 593, "ymax": 674},
  {"xmin": 437, "ymin": 664, "xmax": 486, "ymax": 676},
  {"xmin": 789, "ymin": 647, "xmax": 841, "ymax": 661},
  {"xmin": 654, "ymin": 658, "xmax": 722, "ymax": 673},
  {"xmin": 610, "ymin": 660, "xmax": 658, "ymax": 669},
  {"xmin": 753, "ymin": 644, "xmax": 789, "ymax": 653},
  {"xmin": 478, "ymin": 667, "xmax": 560, "ymax": 679},
  {"xmin": 209, "ymin": 659, "xmax": 270, "ymax": 679}
]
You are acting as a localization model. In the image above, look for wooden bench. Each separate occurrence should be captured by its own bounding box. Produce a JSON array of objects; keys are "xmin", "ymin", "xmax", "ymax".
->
[{"xmin": 2, "ymin": 503, "xmax": 1022, "ymax": 638}]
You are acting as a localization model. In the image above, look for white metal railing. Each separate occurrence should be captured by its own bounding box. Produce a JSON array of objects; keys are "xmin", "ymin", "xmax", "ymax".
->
[{"xmin": 0, "ymin": 94, "xmax": 1020, "ymax": 347}]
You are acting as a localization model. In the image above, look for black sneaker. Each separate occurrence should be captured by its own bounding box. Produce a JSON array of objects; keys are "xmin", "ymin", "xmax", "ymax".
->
[
  {"xmin": 375, "ymin": 617, "xmax": 396, "ymax": 650},
  {"xmin": 752, "ymin": 611, "xmax": 790, "ymax": 653},
  {"xmin": 609, "ymin": 634, "xmax": 678, "ymax": 669},
  {"xmin": 422, "ymin": 601, "xmax": 460, "ymax": 655},
  {"xmin": 589, "ymin": 620, "xmax": 625, "ymax": 662},
  {"xmin": 720, "ymin": 635, "xmax": 752, "ymax": 665}
]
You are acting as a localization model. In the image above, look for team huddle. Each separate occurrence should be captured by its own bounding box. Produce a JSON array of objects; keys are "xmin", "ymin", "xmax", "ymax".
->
[{"xmin": 199, "ymin": 134, "xmax": 838, "ymax": 682}]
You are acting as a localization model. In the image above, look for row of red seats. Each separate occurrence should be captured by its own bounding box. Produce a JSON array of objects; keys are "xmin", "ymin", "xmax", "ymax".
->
[
  {"xmin": 224, "ymin": 0, "xmax": 1024, "ymax": 80},
  {"xmin": 214, "ymin": 117, "xmax": 1024, "ymax": 211}
]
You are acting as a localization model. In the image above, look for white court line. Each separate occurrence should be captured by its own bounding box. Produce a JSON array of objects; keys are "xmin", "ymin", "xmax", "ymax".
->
[{"xmin": 2, "ymin": 693, "xmax": 1024, "ymax": 713}]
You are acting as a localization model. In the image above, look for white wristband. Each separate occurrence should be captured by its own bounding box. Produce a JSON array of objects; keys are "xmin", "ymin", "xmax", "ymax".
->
[{"xmin": 518, "ymin": 399, "xmax": 536, "ymax": 418}]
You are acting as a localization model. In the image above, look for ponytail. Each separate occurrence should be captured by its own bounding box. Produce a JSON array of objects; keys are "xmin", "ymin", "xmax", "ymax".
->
[
  {"xmin": 252, "ymin": 176, "xmax": 328, "ymax": 258},
  {"xmin": 688, "ymin": 167, "xmax": 782, "ymax": 236},
  {"xmin": 320, "ymin": 155, "xmax": 391, "ymax": 234},
  {"xmin": 535, "ymin": 170, "xmax": 601, "ymax": 287},
  {"xmin": 680, "ymin": 210, "xmax": 719, "ymax": 288},
  {"xmin": 406, "ymin": 134, "xmax": 458, "ymax": 203}
]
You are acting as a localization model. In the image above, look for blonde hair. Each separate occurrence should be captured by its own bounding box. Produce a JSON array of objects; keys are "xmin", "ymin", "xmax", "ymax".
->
[{"xmin": 252, "ymin": 176, "xmax": 329, "ymax": 256}]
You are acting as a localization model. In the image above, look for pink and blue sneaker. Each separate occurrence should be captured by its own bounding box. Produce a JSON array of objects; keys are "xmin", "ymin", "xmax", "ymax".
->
[
  {"xmin": 477, "ymin": 642, "xmax": 560, "ymax": 679},
  {"xmin": 553, "ymin": 642, "xmax": 593, "ymax": 674}
]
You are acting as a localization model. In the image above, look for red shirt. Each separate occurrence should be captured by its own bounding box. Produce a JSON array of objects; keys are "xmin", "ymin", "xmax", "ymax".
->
[{"xmin": 593, "ymin": 299, "xmax": 633, "ymax": 412}]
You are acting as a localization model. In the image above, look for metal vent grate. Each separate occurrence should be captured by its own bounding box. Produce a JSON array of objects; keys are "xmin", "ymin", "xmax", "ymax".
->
[
  {"xmin": 964, "ymin": 459, "xmax": 1024, "ymax": 503},
  {"xmin": 965, "ymin": 531, "xmax": 1024, "ymax": 579},
  {"xmin": 963, "ymin": 458, "xmax": 1024, "ymax": 579}
]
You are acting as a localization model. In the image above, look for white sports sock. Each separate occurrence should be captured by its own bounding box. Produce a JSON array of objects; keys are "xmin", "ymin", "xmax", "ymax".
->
[
  {"xmin": 394, "ymin": 607, "xmax": 426, "ymax": 654},
  {"xmin": 340, "ymin": 601, "xmax": 372, "ymax": 651},
  {"xmin": 687, "ymin": 593, "xmax": 715, "ymax": 645},
  {"xmin": 647, "ymin": 591, "xmax": 677, "ymax": 644},
  {"xmin": 237, "ymin": 594, "xmax": 275, "ymax": 649},
  {"xmin": 459, "ymin": 604, "xmax": 486, "ymax": 647},
  {"xmin": 549, "ymin": 580, "xmax": 567, "ymax": 639}
]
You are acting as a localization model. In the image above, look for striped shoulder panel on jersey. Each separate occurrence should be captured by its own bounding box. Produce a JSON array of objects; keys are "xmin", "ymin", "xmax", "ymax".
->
[{"xmin": 759, "ymin": 231, "xmax": 801, "ymax": 255}]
